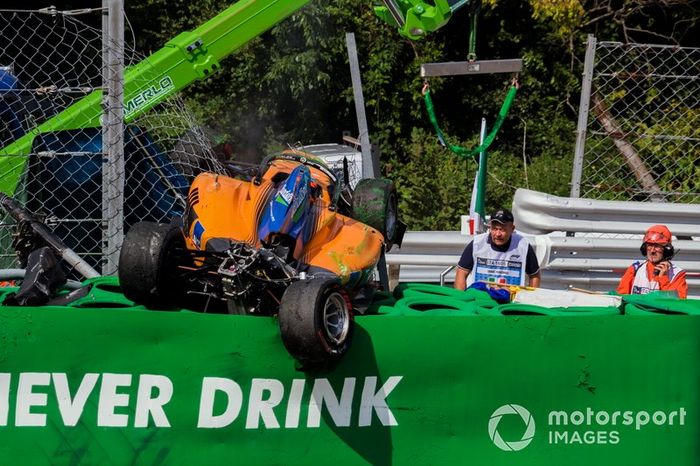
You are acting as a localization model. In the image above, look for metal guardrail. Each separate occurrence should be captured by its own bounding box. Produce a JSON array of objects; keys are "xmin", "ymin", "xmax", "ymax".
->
[
  {"xmin": 512, "ymin": 188, "xmax": 700, "ymax": 237},
  {"xmin": 386, "ymin": 231, "xmax": 700, "ymax": 297}
]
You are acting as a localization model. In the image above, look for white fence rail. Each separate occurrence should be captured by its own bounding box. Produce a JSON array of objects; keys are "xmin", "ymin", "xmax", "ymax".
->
[
  {"xmin": 387, "ymin": 233, "xmax": 700, "ymax": 297},
  {"xmin": 513, "ymin": 188, "xmax": 700, "ymax": 237},
  {"xmin": 385, "ymin": 188, "xmax": 700, "ymax": 295}
]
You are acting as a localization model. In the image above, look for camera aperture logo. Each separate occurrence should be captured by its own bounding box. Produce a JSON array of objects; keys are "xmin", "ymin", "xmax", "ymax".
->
[
  {"xmin": 488, "ymin": 404, "xmax": 536, "ymax": 451},
  {"xmin": 488, "ymin": 403, "xmax": 687, "ymax": 450}
]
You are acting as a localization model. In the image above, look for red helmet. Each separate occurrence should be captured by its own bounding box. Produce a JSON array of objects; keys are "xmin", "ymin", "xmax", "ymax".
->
[{"xmin": 643, "ymin": 225, "xmax": 672, "ymax": 245}]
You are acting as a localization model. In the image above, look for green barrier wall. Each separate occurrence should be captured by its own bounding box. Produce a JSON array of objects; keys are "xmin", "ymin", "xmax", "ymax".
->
[{"xmin": 0, "ymin": 304, "xmax": 698, "ymax": 465}]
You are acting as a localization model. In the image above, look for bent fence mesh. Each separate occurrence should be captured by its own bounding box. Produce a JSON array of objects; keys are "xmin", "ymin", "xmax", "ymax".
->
[
  {"xmin": 576, "ymin": 42, "xmax": 700, "ymax": 203},
  {"xmin": 0, "ymin": 8, "xmax": 224, "ymax": 277}
]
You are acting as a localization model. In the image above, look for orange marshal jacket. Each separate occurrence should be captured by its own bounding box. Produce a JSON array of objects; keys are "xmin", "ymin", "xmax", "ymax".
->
[{"xmin": 616, "ymin": 261, "xmax": 688, "ymax": 299}]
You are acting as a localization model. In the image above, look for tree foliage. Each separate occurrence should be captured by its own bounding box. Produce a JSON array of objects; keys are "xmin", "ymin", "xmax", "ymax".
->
[
  {"xmin": 7, "ymin": 0, "xmax": 693, "ymax": 229},
  {"xmin": 116, "ymin": 0, "xmax": 696, "ymax": 228}
]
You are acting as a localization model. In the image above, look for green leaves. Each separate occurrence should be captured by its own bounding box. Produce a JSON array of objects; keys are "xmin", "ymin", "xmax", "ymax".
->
[{"xmin": 119, "ymin": 0, "xmax": 697, "ymax": 228}]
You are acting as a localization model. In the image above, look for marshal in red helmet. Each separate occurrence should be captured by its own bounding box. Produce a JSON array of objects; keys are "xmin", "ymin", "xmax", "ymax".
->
[{"xmin": 617, "ymin": 225, "xmax": 687, "ymax": 298}]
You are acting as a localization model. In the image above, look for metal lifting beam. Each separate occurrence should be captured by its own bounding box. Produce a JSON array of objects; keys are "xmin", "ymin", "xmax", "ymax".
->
[{"xmin": 420, "ymin": 58, "xmax": 522, "ymax": 77}]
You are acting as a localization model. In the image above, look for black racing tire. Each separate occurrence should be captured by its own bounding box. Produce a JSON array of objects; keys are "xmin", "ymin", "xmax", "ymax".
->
[
  {"xmin": 278, "ymin": 277, "xmax": 353, "ymax": 369},
  {"xmin": 352, "ymin": 178, "xmax": 398, "ymax": 248},
  {"xmin": 118, "ymin": 221, "xmax": 184, "ymax": 309}
]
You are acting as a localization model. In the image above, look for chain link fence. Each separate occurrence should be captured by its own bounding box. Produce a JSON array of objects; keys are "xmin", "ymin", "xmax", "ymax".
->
[
  {"xmin": 0, "ymin": 7, "xmax": 224, "ymax": 277},
  {"xmin": 572, "ymin": 39, "xmax": 700, "ymax": 203}
]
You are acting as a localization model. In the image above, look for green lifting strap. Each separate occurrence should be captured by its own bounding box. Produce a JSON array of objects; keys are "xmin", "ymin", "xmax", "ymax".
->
[
  {"xmin": 468, "ymin": 0, "xmax": 481, "ymax": 61},
  {"xmin": 423, "ymin": 83, "xmax": 518, "ymax": 159}
]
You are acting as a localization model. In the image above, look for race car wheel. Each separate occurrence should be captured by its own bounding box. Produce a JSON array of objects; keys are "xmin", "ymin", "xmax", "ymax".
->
[
  {"xmin": 352, "ymin": 178, "xmax": 398, "ymax": 248},
  {"xmin": 118, "ymin": 221, "xmax": 184, "ymax": 309},
  {"xmin": 278, "ymin": 277, "xmax": 353, "ymax": 369}
]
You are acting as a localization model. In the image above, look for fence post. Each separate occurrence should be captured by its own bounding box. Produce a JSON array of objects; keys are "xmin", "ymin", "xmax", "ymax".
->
[
  {"xmin": 345, "ymin": 32, "xmax": 375, "ymax": 179},
  {"xmin": 102, "ymin": 0, "xmax": 125, "ymax": 274},
  {"xmin": 570, "ymin": 34, "xmax": 596, "ymax": 198}
]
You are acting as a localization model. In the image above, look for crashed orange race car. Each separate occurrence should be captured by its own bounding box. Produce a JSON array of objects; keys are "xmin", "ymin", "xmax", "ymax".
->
[{"xmin": 118, "ymin": 150, "xmax": 404, "ymax": 367}]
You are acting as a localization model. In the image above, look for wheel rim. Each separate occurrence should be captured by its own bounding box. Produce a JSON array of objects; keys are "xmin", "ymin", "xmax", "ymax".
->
[{"xmin": 323, "ymin": 291, "xmax": 350, "ymax": 345}]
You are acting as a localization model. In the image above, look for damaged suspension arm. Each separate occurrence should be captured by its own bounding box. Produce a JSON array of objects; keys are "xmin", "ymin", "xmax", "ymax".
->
[{"xmin": 0, "ymin": 193, "xmax": 100, "ymax": 279}]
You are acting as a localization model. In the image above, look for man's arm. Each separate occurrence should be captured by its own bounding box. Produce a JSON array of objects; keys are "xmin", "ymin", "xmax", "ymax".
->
[
  {"xmin": 616, "ymin": 265, "xmax": 636, "ymax": 295},
  {"xmin": 525, "ymin": 245, "xmax": 540, "ymax": 288},
  {"xmin": 657, "ymin": 266, "xmax": 688, "ymax": 299},
  {"xmin": 454, "ymin": 242, "xmax": 474, "ymax": 290},
  {"xmin": 454, "ymin": 267, "xmax": 470, "ymax": 290}
]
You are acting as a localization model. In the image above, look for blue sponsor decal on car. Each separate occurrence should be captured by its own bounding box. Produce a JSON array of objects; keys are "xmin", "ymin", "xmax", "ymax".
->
[{"xmin": 193, "ymin": 220, "xmax": 205, "ymax": 249}]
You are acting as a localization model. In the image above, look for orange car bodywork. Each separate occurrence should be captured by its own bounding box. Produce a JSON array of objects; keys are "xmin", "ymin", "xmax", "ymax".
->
[{"xmin": 183, "ymin": 157, "xmax": 384, "ymax": 288}]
